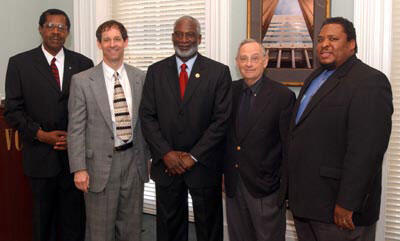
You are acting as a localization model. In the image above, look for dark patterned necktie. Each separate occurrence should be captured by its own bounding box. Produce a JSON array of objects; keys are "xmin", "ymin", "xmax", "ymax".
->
[
  {"xmin": 50, "ymin": 57, "xmax": 61, "ymax": 88},
  {"xmin": 113, "ymin": 72, "xmax": 132, "ymax": 142}
]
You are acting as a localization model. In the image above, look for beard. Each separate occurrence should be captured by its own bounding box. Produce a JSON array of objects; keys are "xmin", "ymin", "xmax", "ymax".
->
[{"xmin": 174, "ymin": 44, "xmax": 198, "ymax": 59}]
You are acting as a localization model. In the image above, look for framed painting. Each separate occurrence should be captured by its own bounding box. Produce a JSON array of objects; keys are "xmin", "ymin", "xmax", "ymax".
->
[{"xmin": 247, "ymin": 0, "xmax": 331, "ymax": 86}]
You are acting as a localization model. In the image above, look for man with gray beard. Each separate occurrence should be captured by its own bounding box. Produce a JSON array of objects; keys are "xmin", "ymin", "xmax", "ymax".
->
[{"xmin": 139, "ymin": 15, "xmax": 232, "ymax": 241}]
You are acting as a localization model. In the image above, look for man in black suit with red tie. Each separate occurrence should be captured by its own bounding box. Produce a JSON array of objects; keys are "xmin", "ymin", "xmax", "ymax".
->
[
  {"xmin": 285, "ymin": 17, "xmax": 393, "ymax": 241},
  {"xmin": 140, "ymin": 15, "xmax": 232, "ymax": 241},
  {"xmin": 4, "ymin": 9, "xmax": 93, "ymax": 241},
  {"xmin": 223, "ymin": 39, "xmax": 295, "ymax": 241}
]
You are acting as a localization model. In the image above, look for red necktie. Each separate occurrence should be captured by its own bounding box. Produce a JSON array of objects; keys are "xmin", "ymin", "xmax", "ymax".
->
[
  {"xmin": 50, "ymin": 57, "xmax": 61, "ymax": 89},
  {"xmin": 179, "ymin": 63, "xmax": 188, "ymax": 100}
]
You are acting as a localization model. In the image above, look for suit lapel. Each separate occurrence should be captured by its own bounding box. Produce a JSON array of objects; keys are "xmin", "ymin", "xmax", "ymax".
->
[
  {"xmin": 62, "ymin": 48, "xmax": 74, "ymax": 95},
  {"xmin": 237, "ymin": 77, "xmax": 274, "ymax": 142},
  {"xmin": 292, "ymin": 56, "xmax": 358, "ymax": 128},
  {"xmin": 89, "ymin": 64, "xmax": 113, "ymax": 132},
  {"xmin": 232, "ymin": 80, "xmax": 243, "ymax": 142},
  {"xmin": 125, "ymin": 64, "xmax": 140, "ymax": 132},
  {"xmin": 32, "ymin": 46, "xmax": 62, "ymax": 94},
  {"xmin": 165, "ymin": 56, "xmax": 181, "ymax": 106},
  {"xmin": 289, "ymin": 68, "xmax": 324, "ymax": 131},
  {"xmin": 182, "ymin": 54, "xmax": 204, "ymax": 104}
]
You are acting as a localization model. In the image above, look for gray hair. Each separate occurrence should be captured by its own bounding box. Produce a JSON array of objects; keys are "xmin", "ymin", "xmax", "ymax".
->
[
  {"xmin": 236, "ymin": 38, "xmax": 266, "ymax": 58},
  {"xmin": 174, "ymin": 15, "xmax": 201, "ymax": 35}
]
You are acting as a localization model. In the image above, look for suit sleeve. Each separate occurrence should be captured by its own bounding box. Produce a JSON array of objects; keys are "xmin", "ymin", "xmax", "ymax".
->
[
  {"xmin": 67, "ymin": 74, "xmax": 88, "ymax": 173},
  {"xmin": 190, "ymin": 65, "xmax": 232, "ymax": 166},
  {"xmin": 139, "ymin": 67, "xmax": 173, "ymax": 164},
  {"xmin": 336, "ymin": 73, "xmax": 393, "ymax": 211},
  {"xmin": 4, "ymin": 57, "xmax": 41, "ymax": 140}
]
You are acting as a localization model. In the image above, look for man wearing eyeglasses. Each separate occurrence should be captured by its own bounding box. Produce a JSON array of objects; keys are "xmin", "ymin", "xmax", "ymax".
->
[
  {"xmin": 223, "ymin": 39, "xmax": 295, "ymax": 241},
  {"xmin": 4, "ymin": 8, "xmax": 93, "ymax": 241}
]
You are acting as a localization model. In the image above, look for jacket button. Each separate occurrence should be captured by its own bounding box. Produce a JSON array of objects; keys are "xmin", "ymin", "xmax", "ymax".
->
[
  {"xmin": 107, "ymin": 155, "xmax": 112, "ymax": 158},
  {"xmin": 236, "ymin": 146, "xmax": 241, "ymax": 151},
  {"xmin": 234, "ymin": 164, "xmax": 239, "ymax": 168}
]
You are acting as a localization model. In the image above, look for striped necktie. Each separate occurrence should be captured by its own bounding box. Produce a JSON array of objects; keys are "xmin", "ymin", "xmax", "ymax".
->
[
  {"xmin": 113, "ymin": 72, "xmax": 132, "ymax": 142},
  {"xmin": 50, "ymin": 57, "xmax": 61, "ymax": 89}
]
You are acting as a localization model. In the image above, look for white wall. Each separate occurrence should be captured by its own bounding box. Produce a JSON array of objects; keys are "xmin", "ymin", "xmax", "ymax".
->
[{"xmin": 0, "ymin": 0, "xmax": 73, "ymax": 98}]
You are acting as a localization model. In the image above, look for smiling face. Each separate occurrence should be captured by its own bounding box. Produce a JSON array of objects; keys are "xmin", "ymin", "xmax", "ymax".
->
[
  {"xmin": 236, "ymin": 42, "xmax": 268, "ymax": 86},
  {"xmin": 317, "ymin": 23, "xmax": 355, "ymax": 68},
  {"xmin": 97, "ymin": 26, "xmax": 128, "ymax": 68},
  {"xmin": 39, "ymin": 14, "xmax": 69, "ymax": 56},
  {"xmin": 172, "ymin": 18, "xmax": 201, "ymax": 62}
]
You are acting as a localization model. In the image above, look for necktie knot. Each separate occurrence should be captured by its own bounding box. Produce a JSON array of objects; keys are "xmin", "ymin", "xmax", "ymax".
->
[
  {"xmin": 51, "ymin": 57, "xmax": 57, "ymax": 64},
  {"xmin": 113, "ymin": 71, "xmax": 119, "ymax": 80},
  {"xmin": 181, "ymin": 63, "xmax": 187, "ymax": 71}
]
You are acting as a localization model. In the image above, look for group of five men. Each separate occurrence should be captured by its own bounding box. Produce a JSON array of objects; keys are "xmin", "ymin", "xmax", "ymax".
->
[{"xmin": 4, "ymin": 8, "xmax": 392, "ymax": 241}]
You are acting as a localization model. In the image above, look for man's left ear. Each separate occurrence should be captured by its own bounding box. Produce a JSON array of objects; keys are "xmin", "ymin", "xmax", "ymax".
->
[
  {"xmin": 350, "ymin": 40, "xmax": 356, "ymax": 52},
  {"xmin": 263, "ymin": 56, "xmax": 269, "ymax": 68}
]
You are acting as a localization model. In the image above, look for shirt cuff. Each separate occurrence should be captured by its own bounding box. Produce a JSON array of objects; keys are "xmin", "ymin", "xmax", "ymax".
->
[{"xmin": 190, "ymin": 154, "xmax": 198, "ymax": 162}]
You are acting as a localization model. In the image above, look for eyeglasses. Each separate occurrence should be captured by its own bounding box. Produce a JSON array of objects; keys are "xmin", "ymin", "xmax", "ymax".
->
[
  {"xmin": 238, "ymin": 55, "xmax": 263, "ymax": 64},
  {"xmin": 173, "ymin": 31, "xmax": 197, "ymax": 40},
  {"xmin": 44, "ymin": 23, "xmax": 68, "ymax": 32}
]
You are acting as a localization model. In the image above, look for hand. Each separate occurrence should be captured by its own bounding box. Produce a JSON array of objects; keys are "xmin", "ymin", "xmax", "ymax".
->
[
  {"xmin": 54, "ymin": 135, "xmax": 67, "ymax": 150},
  {"xmin": 37, "ymin": 129, "xmax": 68, "ymax": 150},
  {"xmin": 334, "ymin": 204, "xmax": 355, "ymax": 230},
  {"xmin": 163, "ymin": 151, "xmax": 186, "ymax": 175},
  {"xmin": 179, "ymin": 152, "xmax": 195, "ymax": 170},
  {"xmin": 74, "ymin": 170, "xmax": 90, "ymax": 193}
]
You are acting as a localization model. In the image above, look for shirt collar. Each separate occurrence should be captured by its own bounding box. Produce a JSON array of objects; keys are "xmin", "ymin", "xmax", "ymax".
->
[
  {"xmin": 242, "ymin": 76, "xmax": 264, "ymax": 95},
  {"xmin": 41, "ymin": 44, "xmax": 64, "ymax": 64},
  {"xmin": 102, "ymin": 62, "xmax": 125, "ymax": 81},
  {"xmin": 176, "ymin": 54, "xmax": 198, "ymax": 73}
]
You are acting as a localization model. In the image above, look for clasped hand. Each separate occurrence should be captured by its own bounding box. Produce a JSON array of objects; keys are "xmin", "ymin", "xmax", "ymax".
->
[
  {"xmin": 163, "ymin": 151, "xmax": 195, "ymax": 175},
  {"xmin": 37, "ymin": 129, "xmax": 67, "ymax": 150}
]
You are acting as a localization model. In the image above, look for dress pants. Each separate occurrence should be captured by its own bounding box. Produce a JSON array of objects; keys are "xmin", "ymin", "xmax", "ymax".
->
[
  {"xmin": 225, "ymin": 175, "xmax": 286, "ymax": 241},
  {"xmin": 30, "ymin": 170, "xmax": 85, "ymax": 241},
  {"xmin": 84, "ymin": 147, "xmax": 144, "ymax": 241},
  {"xmin": 155, "ymin": 176, "xmax": 223, "ymax": 241},
  {"xmin": 294, "ymin": 216, "xmax": 376, "ymax": 241}
]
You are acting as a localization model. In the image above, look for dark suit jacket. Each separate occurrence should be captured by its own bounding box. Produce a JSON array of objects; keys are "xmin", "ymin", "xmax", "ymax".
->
[
  {"xmin": 139, "ymin": 54, "xmax": 232, "ymax": 188},
  {"xmin": 284, "ymin": 56, "xmax": 393, "ymax": 226},
  {"xmin": 4, "ymin": 46, "xmax": 93, "ymax": 178},
  {"xmin": 224, "ymin": 76, "xmax": 295, "ymax": 198}
]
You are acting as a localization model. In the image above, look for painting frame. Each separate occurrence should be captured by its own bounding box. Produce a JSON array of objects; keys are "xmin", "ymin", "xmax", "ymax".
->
[{"xmin": 247, "ymin": 0, "xmax": 331, "ymax": 86}]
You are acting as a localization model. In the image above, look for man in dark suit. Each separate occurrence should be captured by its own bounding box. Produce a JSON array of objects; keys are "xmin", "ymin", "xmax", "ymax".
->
[
  {"xmin": 4, "ymin": 9, "xmax": 93, "ymax": 241},
  {"xmin": 285, "ymin": 17, "xmax": 393, "ymax": 241},
  {"xmin": 223, "ymin": 39, "xmax": 295, "ymax": 241},
  {"xmin": 139, "ymin": 15, "xmax": 232, "ymax": 241}
]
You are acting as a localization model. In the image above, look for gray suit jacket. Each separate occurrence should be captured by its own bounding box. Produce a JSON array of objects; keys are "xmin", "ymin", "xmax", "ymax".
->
[{"xmin": 68, "ymin": 63, "xmax": 149, "ymax": 192}]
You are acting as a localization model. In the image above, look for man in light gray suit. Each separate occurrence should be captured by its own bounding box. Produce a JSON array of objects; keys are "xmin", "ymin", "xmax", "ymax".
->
[{"xmin": 68, "ymin": 20, "xmax": 149, "ymax": 241}]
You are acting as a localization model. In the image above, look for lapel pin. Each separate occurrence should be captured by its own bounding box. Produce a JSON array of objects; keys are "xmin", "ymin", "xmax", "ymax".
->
[
  {"xmin": 195, "ymin": 73, "xmax": 200, "ymax": 78},
  {"xmin": 68, "ymin": 66, "xmax": 72, "ymax": 70}
]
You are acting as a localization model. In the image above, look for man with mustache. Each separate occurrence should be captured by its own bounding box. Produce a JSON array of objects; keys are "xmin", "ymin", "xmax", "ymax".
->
[
  {"xmin": 4, "ymin": 8, "xmax": 93, "ymax": 241},
  {"xmin": 284, "ymin": 17, "xmax": 393, "ymax": 241},
  {"xmin": 140, "ymin": 15, "xmax": 232, "ymax": 241}
]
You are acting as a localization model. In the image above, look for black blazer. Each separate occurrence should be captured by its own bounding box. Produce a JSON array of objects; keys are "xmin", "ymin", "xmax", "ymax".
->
[
  {"xmin": 4, "ymin": 46, "xmax": 93, "ymax": 178},
  {"xmin": 139, "ymin": 54, "xmax": 232, "ymax": 188},
  {"xmin": 284, "ymin": 56, "xmax": 393, "ymax": 226},
  {"xmin": 224, "ymin": 76, "xmax": 295, "ymax": 198}
]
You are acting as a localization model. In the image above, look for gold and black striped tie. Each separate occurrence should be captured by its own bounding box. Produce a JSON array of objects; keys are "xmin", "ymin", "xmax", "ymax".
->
[{"xmin": 113, "ymin": 72, "xmax": 132, "ymax": 142}]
